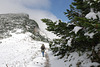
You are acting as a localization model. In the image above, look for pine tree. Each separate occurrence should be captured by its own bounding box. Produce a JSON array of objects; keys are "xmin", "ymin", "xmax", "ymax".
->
[{"xmin": 41, "ymin": 0, "xmax": 100, "ymax": 59}]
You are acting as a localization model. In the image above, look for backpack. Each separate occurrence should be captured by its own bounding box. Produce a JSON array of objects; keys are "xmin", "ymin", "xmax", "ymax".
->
[{"xmin": 41, "ymin": 46, "xmax": 45, "ymax": 50}]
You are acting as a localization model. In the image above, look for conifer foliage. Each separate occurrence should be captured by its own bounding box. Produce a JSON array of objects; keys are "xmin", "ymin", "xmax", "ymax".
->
[{"xmin": 41, "ymin": 0, "xmax": 100, "ymax": 59}]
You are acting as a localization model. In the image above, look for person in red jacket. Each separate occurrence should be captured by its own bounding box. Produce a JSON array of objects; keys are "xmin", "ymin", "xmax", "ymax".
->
[{"xmin": 41, "ymin": 44, "xmax": 46, "ymax": 57}]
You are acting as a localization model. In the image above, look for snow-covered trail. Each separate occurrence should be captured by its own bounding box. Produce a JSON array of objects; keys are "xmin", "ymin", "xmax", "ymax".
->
[
  {"xmin": 44, "ymin": 52, "xmax": 50, "ymax": 67},
  {"xmin": 1, "ymin": 31, "xmax": 98, "ymax": 67},
  {"xmin": 0, "ymin": 32, "xmax": 49, "ymax": 67}
]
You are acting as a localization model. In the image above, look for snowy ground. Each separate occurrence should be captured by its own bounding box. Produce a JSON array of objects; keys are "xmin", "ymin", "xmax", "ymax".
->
[
  {"xmin": 0, "ymin": 31, "xmax": 68, "ymax": 67},
  {"xmin": 0, "ymin": 32, "xmax": 49, "ymax": 67},
  {"xmin": 0, "ymin": 31, "xmax": 99, "ymax": 67}
]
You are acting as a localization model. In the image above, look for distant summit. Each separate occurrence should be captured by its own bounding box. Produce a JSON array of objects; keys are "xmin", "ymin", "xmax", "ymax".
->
[
  {"xmin": 0, "ymin": 13, "xmax": 48, "ymax": 42},
  {"xmin": 0, "ymin": 13, "xmax": 29, "ymax": 18}
]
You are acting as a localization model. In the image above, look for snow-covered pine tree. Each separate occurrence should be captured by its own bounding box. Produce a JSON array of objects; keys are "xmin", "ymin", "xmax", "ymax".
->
[
  {"xmin": 85, "ymin": 0, "xmax": 100, "ymax": 63},
  {"xmin": 42, "ymin": 0, "xmax": 100, "ymax": 60}
]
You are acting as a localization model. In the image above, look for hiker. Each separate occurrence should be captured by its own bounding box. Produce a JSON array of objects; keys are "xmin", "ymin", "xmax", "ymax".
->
[{"xmin": 41, "ymin": 44, "xmax": 46, "ymax": 57}]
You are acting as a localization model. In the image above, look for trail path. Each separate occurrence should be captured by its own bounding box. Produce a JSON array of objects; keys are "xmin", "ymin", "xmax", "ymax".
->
[
  {"xmin": 0, "ymin": 32, "xmax": 52, "ymax": 67},
  {"xmin": 44, "ymin": 52, "xmax": 50, "ymax": 67}
]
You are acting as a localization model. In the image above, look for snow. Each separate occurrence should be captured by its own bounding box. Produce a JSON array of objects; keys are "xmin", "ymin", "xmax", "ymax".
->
[
  {"xmin": 0, "ymin": 30, "xmax": 66, "ymax": 67},
  {"xmin": 48, "ymin": 51, "xmax": 100, "ymax": 67},
  {"xmin": 97, "ymin": 12, "xmax": 100, "ymax": 19},
  {"xmin": 95, "ymin": 44, "xmax": 100, "ymax": 52},
  {"xmin": 84, "ymin": 32, "xmax": 95, "ymax": 38},
  {"xmin": 67, "ymin": 38, "xmax": 73, "ymax": 46},
  {"xmin": 86, "ymin": 11, "xmax": 97, "ymax": 19},
  {"xmin": 49, "ymin": 51, "xmax": 67, "ymax": 67},
  {"xmin": 38, "ymin": 29, "xmax": 48, "ymax": 38},
  {"xmin": 0, "ymin": 31, "xmax": 48, "ymax": 67},
  {"xmin": 67, "ymin": 52, "xmax": 99, "ymax": 67},
  {"xmin": 72, "ymin": 26, "xmax": 82, "ymax": 34},
  {"xmin": 86, "ymin": 8, "xmax": 100, "ymax": 20},
  {"xmin": 0, "ymin": 29, "xmax": 99, "ymax": 67}
]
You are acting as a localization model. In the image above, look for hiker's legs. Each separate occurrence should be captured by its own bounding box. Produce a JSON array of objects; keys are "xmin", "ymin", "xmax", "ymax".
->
[{"xmin": 42, "ymin": 51, "xmax": 44, "ymax": 57}]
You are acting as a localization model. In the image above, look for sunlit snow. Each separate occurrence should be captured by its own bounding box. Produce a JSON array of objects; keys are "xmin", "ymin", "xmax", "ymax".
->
[{"xmin": 0, "ymin": 31, "xmax": 48, "ymax": 67}]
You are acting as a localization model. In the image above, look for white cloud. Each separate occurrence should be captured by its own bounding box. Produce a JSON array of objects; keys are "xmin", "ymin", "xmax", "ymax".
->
[
  {"xmin": 0, "ymin": 0, "xmax": 25, "ymax": 13},
  {"xmin": 21, "ymin": 0, "xmax": 51, "ymax": 9},
  {"xmin": 0, "ymin": 0, "xmax": 51, "ymax": 13},
  {"xmin": 0, "ymin": 0, "xmax": 58, "ymax": 39}
]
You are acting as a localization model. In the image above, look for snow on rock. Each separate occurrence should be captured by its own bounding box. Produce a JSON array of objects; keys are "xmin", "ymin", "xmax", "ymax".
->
[{"xmin": 0, "ymin": 31, "xmax": 49, "ymax": 67}]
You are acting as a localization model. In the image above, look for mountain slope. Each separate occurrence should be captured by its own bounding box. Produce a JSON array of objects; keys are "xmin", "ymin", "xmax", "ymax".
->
[
  {"xmin": 0, "ymin": 13, "xmax": 37, "ymax": 38},
  {"xmin": 0, "ymin": 31, "xmax": 49, "ymax": 67},
  {"xmin": 0, "ymin": 13, "xmax": 48, "ymax": 42}
]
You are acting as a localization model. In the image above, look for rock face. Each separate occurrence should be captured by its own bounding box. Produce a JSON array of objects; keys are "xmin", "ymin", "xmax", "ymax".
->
[{"xmin": 0, "ymin": 13, "xmax": 48, "ymax": 42}]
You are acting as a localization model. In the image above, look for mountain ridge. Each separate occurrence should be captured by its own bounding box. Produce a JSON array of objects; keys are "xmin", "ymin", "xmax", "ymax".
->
[{"xmin": 0, "ymin": 13, "xmax": 48, "ymax": 42}]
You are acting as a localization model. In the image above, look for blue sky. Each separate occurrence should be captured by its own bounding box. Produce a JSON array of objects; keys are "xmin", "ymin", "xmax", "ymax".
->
[{"xmin": 50, "ymin": 0, "xmax": 73, "ymax": 21}]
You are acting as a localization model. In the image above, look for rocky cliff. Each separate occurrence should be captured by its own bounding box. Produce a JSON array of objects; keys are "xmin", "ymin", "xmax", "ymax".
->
[{"xmin": 0, "ymin": 13, "xmax": 48, "ymax": 42}]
